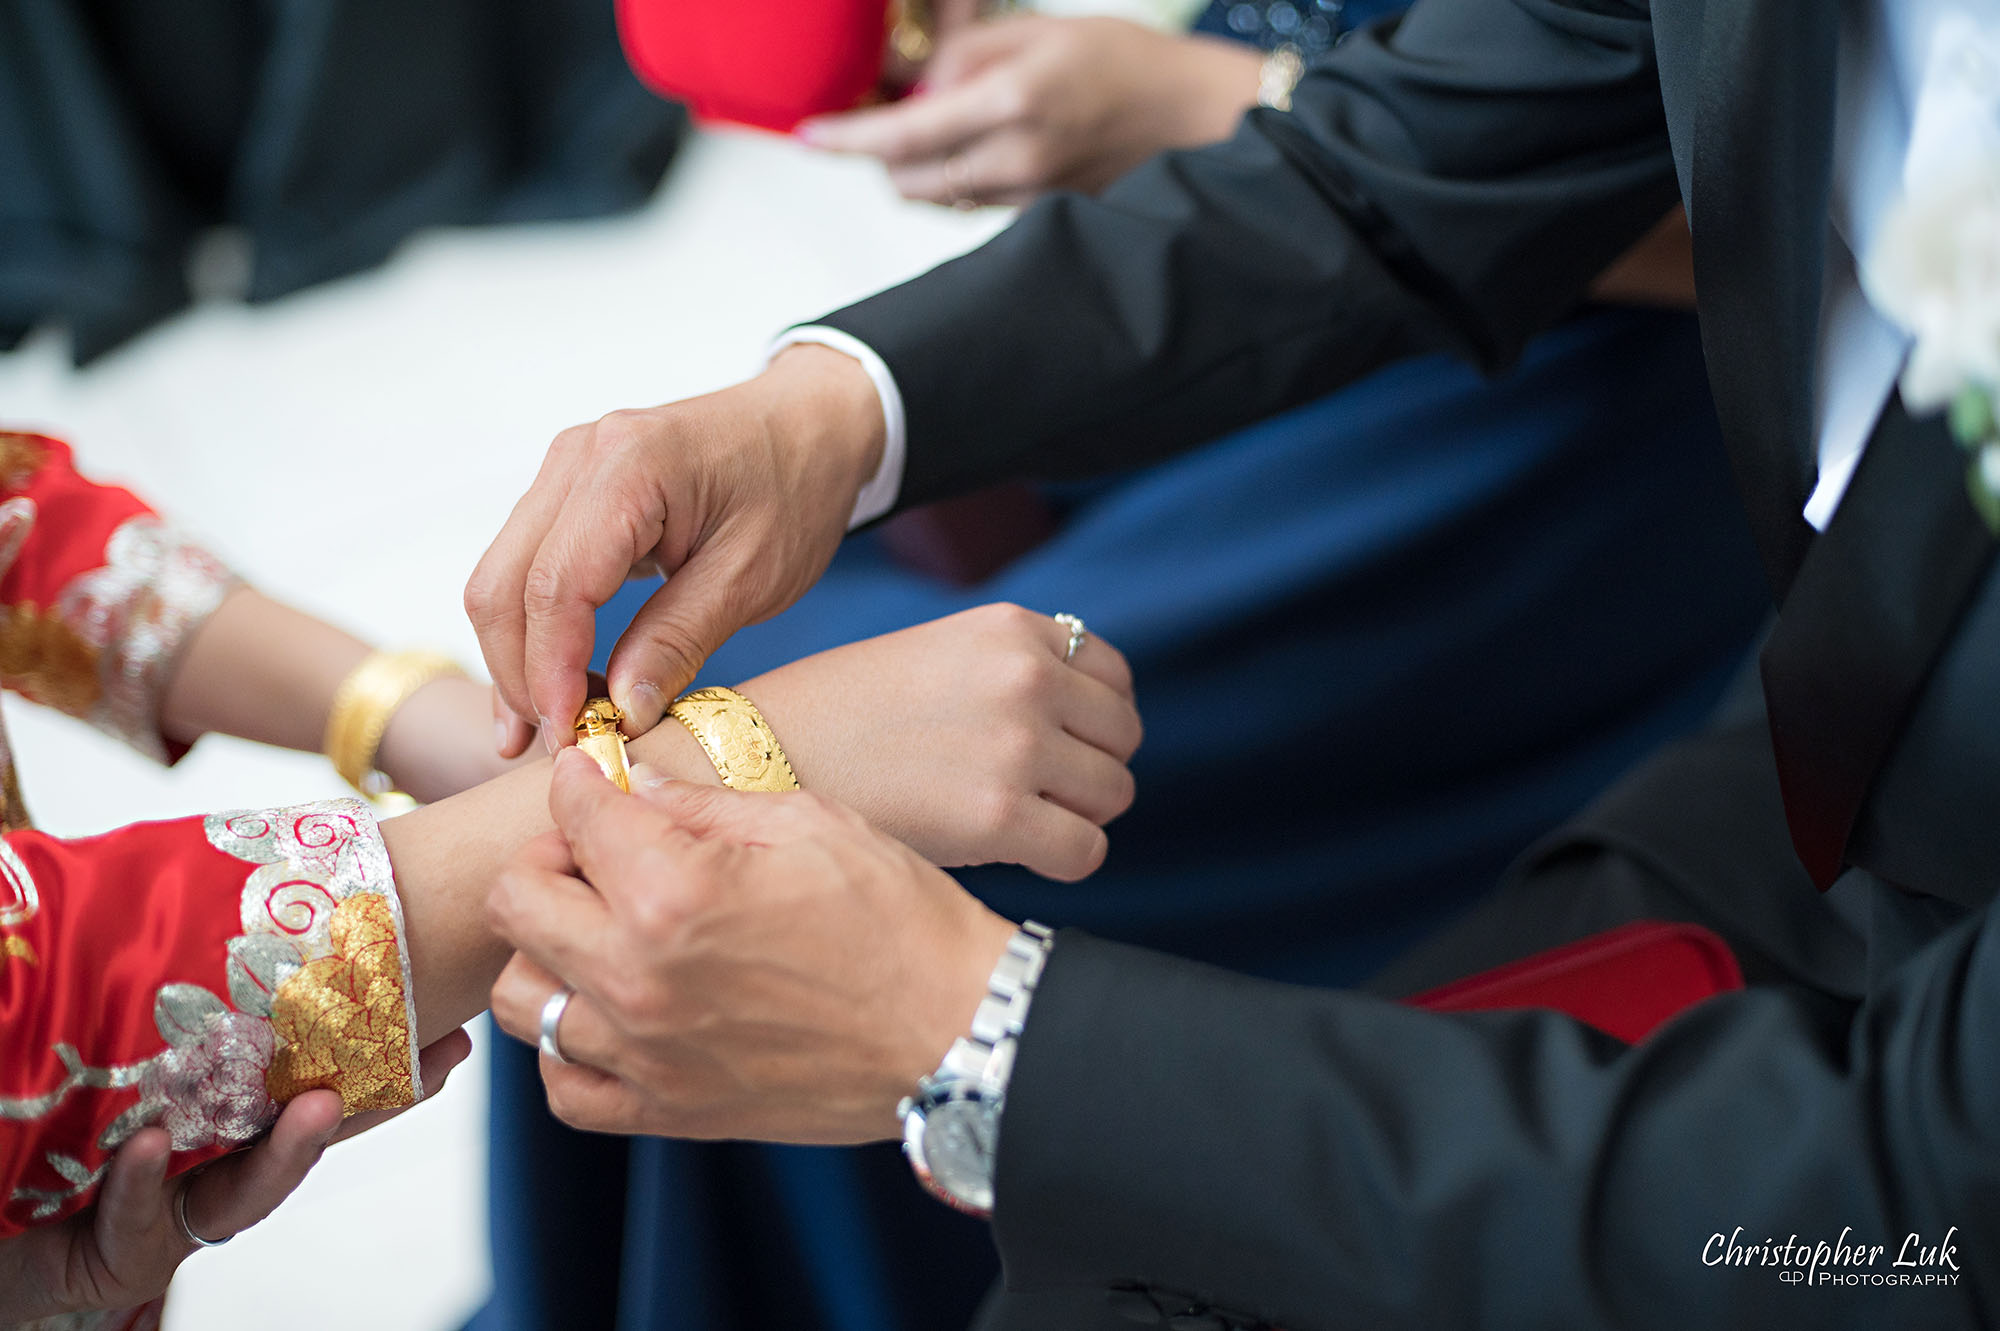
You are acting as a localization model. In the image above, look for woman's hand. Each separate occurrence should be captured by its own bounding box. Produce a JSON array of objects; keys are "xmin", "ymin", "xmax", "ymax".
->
[
  {"xmin": 0, "ymin": 1094, "xmax": 339, "ymax": 1323},
  {"xmin": 377, "ymin": 676, "xmax": 537, "ymax": 805},
  {"xmin": 737, "ymin": 603, "xmax": 1142, "ymax": 881},
  {"xmin": 0, "ymin": 1033, "xmax": 470, "ymax": 1323},
  {"xmin": 799, "ymin": 16, "xmax": 1262, "ymax": 206}
]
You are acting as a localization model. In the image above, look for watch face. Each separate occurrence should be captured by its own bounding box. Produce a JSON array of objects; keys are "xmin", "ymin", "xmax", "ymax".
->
[{"xmin": 922, "ymin": 1097, "xmax": 998, "ymax": 1213}]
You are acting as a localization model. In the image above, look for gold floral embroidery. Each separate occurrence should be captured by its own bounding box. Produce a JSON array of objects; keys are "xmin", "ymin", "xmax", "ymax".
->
[
  {"xmin": 0, "ymin": 432, "xmax": 48, "ymax": 487},
  {"xmin": 264, "ymin": 894, "xmax": 414, "ymax": 1112},
  {"xmin": 0, "ymin": 604, "xmax": 102, "ymax": 717},
  {"xmin": 2, "ymin": 935, "xmax": 36, "ymax": 967}
]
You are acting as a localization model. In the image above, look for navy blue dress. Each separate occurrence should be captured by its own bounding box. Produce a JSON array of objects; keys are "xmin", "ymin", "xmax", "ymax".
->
[{"xmin": 467, "ymin": 297, "xmax": 1769, "ymax": 1330}]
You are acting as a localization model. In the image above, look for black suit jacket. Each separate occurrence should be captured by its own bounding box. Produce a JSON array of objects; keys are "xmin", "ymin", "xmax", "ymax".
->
[{"xmin": 819, "ymin": 1, "xmax": 2000, "ymax": 1326}]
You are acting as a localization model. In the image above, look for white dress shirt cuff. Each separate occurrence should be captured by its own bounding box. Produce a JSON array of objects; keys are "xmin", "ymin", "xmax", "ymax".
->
[{"xmin": 768, "ymin": 326, "xmax": 908, "ymax": 529}]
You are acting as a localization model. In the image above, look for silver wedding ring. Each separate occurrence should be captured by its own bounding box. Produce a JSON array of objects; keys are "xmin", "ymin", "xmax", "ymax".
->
[
  {"xmin": 175, "ymin": 1178, "xmax": 232, "ymax": 1249},
  {"xmin": 1053, "ymin": 613, "xmax": 1088, "ymax": 663},
  {"xmin": 539, "ymin": 986, "xmax": 575, "ymax": 1065}
]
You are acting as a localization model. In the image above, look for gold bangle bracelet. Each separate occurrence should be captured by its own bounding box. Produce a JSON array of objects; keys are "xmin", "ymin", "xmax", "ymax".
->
[
  {"xmin": 667, "ymin": 686, "xmax": 801, "ymax": 793},
  {"xmin": 575, "ymin": 697, "xmax": 633, "ymax": 792},
  {"xmin": 324, "ymin": 649, "xmax": 466, "ymax": 801}
]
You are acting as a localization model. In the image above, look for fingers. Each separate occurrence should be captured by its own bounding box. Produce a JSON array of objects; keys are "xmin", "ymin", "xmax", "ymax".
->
[
  {"xmin": 540, "ymin": 1059, "xmax": 650, "ymax": 1136},
  {"xmin": 1044, "ymin": 616, "xmax": 1135, "ymax": 699},
  {"xmin": 94, "ymin": 1126, "xmax": 173, "ymax": 1252},
  {"xmin": 1038, "ymin": 734, "xmax": 1138, "ymax": 825},
  {"xmin": 490, "ymin": 954, "xmax": 622, "ymax": 1075},
  {"xmin": 492, "ymin": 686, "xmax": 536, "ymax": 760},
  {"xmin": 330, "ymin": 1026, "xmax": 475, "ymax": 1143},
  {"xmin": 520, "ymin": 475, "xmax": 666, "ymax": 750},
  {"xmin": 1056, "ymin": 665, "xmax": 1144, "ymax": 761},
  {"xmin": 883, "ymin": 125, "xmax": 1045, "ymax": 207},
  {"xmin": 486, "ymin": 836, "xmax": 616, "ymax": 982},
  {"xmin": 1014, "ymin": 798, "xmax": 1111, "ymax": 882},
  {"xmin": 466, "ymin": 427, "xmax": 590, "ymax": 732},
  {"xmin": 602, "ymin": 540, "xmax": 755, "ymax": 733},
  {"xmin": 799, "ymin": 70, "xmax": 1018, "ymax": 164},
  {"xmin": 183, "ymin": 1090, "xmax": 343, "ymax": 1242},
  {"xmin": 925, "ymin": 13, "xmax": 1039, "ymax": 88},
  {"xmin": 626, "ymin": 762, "xmax": 824, "ymax": 845}
]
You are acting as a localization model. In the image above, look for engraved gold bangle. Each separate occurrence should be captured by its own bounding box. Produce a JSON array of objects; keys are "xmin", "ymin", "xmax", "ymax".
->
[
  {"xmin": 667, "ymin": 686, "xmax": 801, "ymax": 793},
  {"xmin": 575, "ymin": 697, "xmax": 633, "ymax": 792},
  {"xmin": 323, "ymin": 649, "xmax": 467, "ymax": 801}
]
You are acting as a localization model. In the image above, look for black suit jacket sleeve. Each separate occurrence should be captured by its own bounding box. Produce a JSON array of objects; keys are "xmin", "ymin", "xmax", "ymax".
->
[
  {"xmin": 993, "ymin": 914, "xmax": 1999, "ymax": 1330},
  {"xmin": 816, "ymin": 0, "xmax": 1683, "ymax": 509}
]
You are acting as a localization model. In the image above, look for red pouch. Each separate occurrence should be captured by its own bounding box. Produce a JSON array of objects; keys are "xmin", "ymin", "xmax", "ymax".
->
[
  {"xmin": 1410, "ymin": 920, "xmax": 1745, "ymax": 1044},
  {"xmin": 616, "ymin": 0, "xmax": 892, "ymax": 132}
]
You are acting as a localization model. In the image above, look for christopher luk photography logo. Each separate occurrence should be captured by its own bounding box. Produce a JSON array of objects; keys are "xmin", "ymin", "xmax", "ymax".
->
[{"xmin": 1703, "ymin": 1226, "xmax": 1962, "ymax": 1288}]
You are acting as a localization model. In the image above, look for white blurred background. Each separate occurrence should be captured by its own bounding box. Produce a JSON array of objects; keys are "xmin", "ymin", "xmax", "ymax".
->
[{"xmin": 0, "ymin": 125, "xmax": 1003, "ymax": 1331}]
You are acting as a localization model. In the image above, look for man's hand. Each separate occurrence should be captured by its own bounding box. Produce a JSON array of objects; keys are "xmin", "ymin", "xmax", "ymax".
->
[
  {"xmin": 466, "ymin": 344, "xmax": 886, "ymax": 755},
  {"xmin": 488, "ymin": 750, "xmax": 1017, "ymax": 1144}
]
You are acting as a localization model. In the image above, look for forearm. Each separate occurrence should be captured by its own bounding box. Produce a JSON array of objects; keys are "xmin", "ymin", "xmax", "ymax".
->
[
  {"xmin": 159, "ymin": 587, "xmax": 370, "ymax": 751},
  {"xmin": 996, "ymin": 921, "xmax": 1998, "ymax": 1329},
  {"xmin": 819, "ymin": 4, "xmax": 1677, "ymax": 508},
  {"xmin": 380, "ymin": 717, "xmax": 719, "ymax": 1045}
]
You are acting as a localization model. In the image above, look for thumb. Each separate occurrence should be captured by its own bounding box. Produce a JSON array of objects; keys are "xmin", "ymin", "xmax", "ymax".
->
[{"xmin": 604, "ymin": 544, "xmax": 749, "ymax": 733}]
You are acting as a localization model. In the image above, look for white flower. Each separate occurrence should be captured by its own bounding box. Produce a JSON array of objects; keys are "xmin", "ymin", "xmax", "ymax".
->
[{"xmin": 1861, "ymin": 155, "xmax": 2000, "ymax": 413}]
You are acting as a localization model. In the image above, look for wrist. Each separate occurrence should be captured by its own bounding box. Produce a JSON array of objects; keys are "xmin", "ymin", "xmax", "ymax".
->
[
  {"xmin": 906, "ymin": 908, "xmax": 1022, "ymax": 1088},
  {"xmin": 1167, "ymin": 35, "xmax": 1267, "ymax": 143},
  {"xmin": 755, "ymin": 343, "xmax": 887, "ymax": 515}
]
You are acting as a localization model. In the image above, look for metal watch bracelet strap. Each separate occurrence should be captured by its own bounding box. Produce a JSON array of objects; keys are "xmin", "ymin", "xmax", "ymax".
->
[
  {"xmin": 938, "ymin": 920, "xmax": 1054, "ymax": 1096},
  {"xmin": 898, "ymin": 921, "xmax": 1054, "ymax": 1217}
]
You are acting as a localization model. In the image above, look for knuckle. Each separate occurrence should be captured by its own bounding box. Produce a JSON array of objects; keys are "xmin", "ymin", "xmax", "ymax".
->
[{"xmin": 521, "ymin": 561, "xmax": 567, "ymax": 616}]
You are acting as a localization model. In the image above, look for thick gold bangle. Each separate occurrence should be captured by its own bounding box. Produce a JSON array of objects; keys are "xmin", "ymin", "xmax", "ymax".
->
[
  {"xmin": 324, "ymin": 650, "xmax": 466, "ymax": 800},
  {"xmin": 575, "ymin": 697, "xmax": 633, "ymax": 792},
  {"xmin": 667, "ymin": 686, "xmax": 801, "ymax": 793}
]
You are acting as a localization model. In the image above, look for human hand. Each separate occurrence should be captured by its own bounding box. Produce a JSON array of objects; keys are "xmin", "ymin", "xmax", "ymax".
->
[
  {"xmin": 0, "ymin": 1029, "xmax": 471, "ymax": 1322},
  {"xmin": 741, "ymin": 603, "xmax": 1141, "ymax": 880},
  {"xmin": 488, "ymin": 751, "xmax": 1016, "ymax": 1144},
  {"xmin": 799, "ymin": 16, "xmax": 1262, "ymax": 206},
  {"xmin": 465, "ymin": 344, "xmax": 886, "ymax": 756},
  {"xmin": 0, "ymin": 1093, "xmax": 341, "ymax": 1323},
  {"xmin": 376, "ymin": 677, "xmax": 536, "ymax": 803}
]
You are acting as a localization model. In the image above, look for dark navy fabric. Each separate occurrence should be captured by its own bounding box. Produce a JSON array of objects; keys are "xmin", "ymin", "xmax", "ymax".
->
[{"xmin": 469, "ymin": 303, "xmax": 1769, "ymax": 1331}]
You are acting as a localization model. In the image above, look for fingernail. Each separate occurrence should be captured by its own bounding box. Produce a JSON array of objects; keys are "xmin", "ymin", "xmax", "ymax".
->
[
  {"xmin": 795, "ymin": 120, "xmax": 826, "ymax": 144},
  {"xmin": 623, "ymin": 681, "xmax": 666, "ymax": 734},
  {"xmin": 629, "ymin": 762, "xmax": 672, "ymax": 789},
  {"xmin": 539, "ymin": 715, "xmax": 559, "ymax": 757},
  {"xmin": 494, "ymin": 717, "xmax": 512, "ymax": 753}
]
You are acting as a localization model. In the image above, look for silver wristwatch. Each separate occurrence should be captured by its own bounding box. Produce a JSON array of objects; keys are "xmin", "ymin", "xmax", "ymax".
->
[{"xmin": 897, "ymin": 920, "xmax": 1054, "ymax": 1218}]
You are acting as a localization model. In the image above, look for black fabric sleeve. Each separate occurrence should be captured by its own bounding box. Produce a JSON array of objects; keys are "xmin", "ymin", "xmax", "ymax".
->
[
  {"xmin": 817, "ymin": 0, "xmax": 1680, "ymax": 509},
  {"xmin": 991, "ymin": 910, "xmax": 1997, "ymax": 1330}
]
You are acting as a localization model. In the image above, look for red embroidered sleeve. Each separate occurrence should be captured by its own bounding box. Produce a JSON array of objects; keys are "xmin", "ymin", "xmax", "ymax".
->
[
  {"xmin": 0, "ymin": 799, "xmax": 421, "ymax": 1238},
  {"xmin": 0, "ymin": 432, "xmax": 234, "ymax": 769}
]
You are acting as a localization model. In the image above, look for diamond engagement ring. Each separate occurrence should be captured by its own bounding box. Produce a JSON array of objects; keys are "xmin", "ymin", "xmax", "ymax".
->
[
  {"xmin": 1053, "ymin": 613, "xmax": 1087, "ymax": 663},
  {"xmin": 539, "ymin": 987, "xmax": 575, "ymax": 1065}
]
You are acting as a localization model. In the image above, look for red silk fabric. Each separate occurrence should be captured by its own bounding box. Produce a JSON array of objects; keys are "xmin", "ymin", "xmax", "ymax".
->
[
  {"xmin": 0, "ymin": 433, "xmax": 153, "ymax": 610},
  {"xmin": 1, "ymin": 820, "xmax": 242, "ymax": 1236},
  {"xmin": 615, "ymin": 0, "xmax": 891, "ymax": 132},
  {"xmin": 1411, "ymin": 920, "xmax": 1746, "ymax": 1045}
]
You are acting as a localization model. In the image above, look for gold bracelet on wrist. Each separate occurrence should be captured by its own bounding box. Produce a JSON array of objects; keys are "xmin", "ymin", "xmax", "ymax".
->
[
  {"xmin": 575, "ymin": 697, "xmax": 633, "ymax": 792},
  {"xmin": 667, "ymin": 686, "xmax": 801, "ymax": 793},
  {"xmin": 1258, "ymin": 43, "xmax": 1305, "ymax": 112},
  {"xmin": 323, "ymin": 649, "xmax": 466, "ymax": 802}
]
